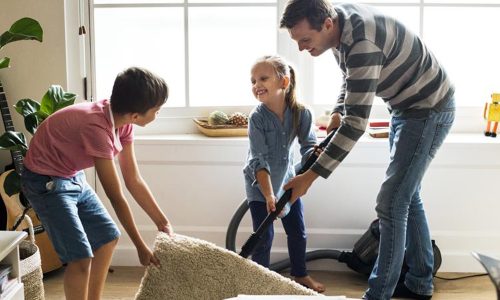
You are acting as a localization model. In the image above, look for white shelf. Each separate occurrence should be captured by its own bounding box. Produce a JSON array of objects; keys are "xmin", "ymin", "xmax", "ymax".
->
[{"xmin": 0, "ymin": 231, "xmax": 26, "ymax": 300}]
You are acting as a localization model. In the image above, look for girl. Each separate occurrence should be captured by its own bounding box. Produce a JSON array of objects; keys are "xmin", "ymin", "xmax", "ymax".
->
[{"xmin": 243, "ymin": 55, "xmax": 325, "ymax": 293}]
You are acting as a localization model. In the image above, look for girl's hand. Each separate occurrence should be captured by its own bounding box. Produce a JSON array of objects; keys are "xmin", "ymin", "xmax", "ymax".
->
[
  {"xmin": 265, "ymin": 195, "xmax": 277, "ymax": 214},
  {"xmin": 137, "ymin": 245, "xmax": 161, "ymax": 267}
]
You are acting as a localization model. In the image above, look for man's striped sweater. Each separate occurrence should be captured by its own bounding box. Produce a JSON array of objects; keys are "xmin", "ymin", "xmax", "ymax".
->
[{"xmin": 311, "ymin": 3, "xmax": 454, "ymax": 178}]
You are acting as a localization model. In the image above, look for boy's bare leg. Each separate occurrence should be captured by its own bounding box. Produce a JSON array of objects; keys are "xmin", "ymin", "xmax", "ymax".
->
[
  {"xmin": 64, "ymin": 258, "xmax": 92, "ymax": 300},
  {"xmin": 294, "ymin": 275, "xmax": 326, "ymax": 293},
  {"xmin": 88, "ymin": 238, "xmax": 119, "ymax": 300}
]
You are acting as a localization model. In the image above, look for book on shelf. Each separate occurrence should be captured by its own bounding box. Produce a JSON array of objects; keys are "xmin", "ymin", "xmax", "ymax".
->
[
  {"xmin": 368, "ymin": 119, "xmax": 390, "ymax": 138},
  {"xmin": 368, "ymin": 127, "xmax": 389, "ymax": 138},
  {"xmin": 0, "ymin": 264, "xmax": 14, "ymax": 296},
  {"xmin": 0, "ymin": 265, "xmax": 11, "ymax": 279},
  {"xmin": 0, "ymin": 278, "xmax": 17, "ymax": 297},
  {"xmin": 369, "ymin": 119, "xmax": 390, "ymax": 128}
]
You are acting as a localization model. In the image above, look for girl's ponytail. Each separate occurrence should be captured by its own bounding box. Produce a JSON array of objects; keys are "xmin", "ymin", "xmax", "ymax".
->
[{"xmin": 285, "ymin": 64, "xmax": 304, "ymax": 140}]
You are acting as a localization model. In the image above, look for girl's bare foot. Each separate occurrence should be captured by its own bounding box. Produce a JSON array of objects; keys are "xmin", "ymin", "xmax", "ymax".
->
[{"xmin": 294, "ymin": 275, "xmax": 325, "ymax": 293}]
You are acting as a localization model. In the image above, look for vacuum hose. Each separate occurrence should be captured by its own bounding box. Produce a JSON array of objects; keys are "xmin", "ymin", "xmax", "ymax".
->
[
  {"xmin": 225, "ymin": 198, "xmax": 442, "ymax": 275},
  {"xmin": 225, "ymin": 198, "xmax": 342, "ymax": 273}
]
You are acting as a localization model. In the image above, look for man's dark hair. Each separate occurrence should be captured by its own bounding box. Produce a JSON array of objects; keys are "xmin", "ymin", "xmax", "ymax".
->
[
  {"xmin": 110, "ymin": 67, "xmax": 168, "ymax": 115},
  {"xmin": 280, "ymin": 0, "xmax": 335, "ymax": 31}
]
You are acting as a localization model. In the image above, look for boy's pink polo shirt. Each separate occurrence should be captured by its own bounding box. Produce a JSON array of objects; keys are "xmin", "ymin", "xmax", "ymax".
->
[{"xmin": 24, "ymin": 99, "xmax": 134, "ymax": 178}]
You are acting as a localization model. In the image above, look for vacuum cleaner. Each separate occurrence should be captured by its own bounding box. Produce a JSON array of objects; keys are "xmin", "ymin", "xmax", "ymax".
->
[{"xmin": 226, "ymin": 130, "xmax": 442, "ymax": 278}]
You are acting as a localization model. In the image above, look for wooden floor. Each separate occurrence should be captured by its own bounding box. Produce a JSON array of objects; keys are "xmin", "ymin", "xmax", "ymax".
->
[{"xmin": 42, "ymin": 266, "xmax": 495, "ymax": 299}]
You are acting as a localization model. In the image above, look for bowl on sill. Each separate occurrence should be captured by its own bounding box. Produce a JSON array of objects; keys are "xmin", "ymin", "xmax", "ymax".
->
[{"xmin": 193, "ymin": 118, "xmax": 248, "ymax": 137}]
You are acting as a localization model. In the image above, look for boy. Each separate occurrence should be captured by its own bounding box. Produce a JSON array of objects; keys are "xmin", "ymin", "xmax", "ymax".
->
[{"xmin": 21, "ymin": 67, "xmax": 172, "ymax": 300}]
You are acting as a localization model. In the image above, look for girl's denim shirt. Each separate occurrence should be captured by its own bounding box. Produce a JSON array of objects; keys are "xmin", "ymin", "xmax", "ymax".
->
[{"xmin": 243, "ymin": 104, "xmax": 317, "ymax": 203}]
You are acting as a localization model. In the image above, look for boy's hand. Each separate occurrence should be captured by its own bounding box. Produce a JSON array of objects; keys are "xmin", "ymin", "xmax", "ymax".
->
[
  {"xmin": 158, "ymin": 222, "xmax": 174, "ymax": 237},
  {"xmin": 137, "ymin": 245, "xmax": 161, "ymax": 267},
  {"xmin": 158, "ymin": 219, "xmax": 174, "ymax": 236}
]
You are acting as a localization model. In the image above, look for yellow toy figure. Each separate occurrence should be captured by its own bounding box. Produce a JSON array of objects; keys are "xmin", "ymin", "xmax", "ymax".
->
[{"xmin": 484, "ymin": 93, "xmax": 500, "ymax": 137}]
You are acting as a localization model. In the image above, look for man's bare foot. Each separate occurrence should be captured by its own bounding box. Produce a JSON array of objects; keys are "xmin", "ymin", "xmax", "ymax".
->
[{"xmin": 294, "ymin": 275, "xmax": 325, "ymax": 293}]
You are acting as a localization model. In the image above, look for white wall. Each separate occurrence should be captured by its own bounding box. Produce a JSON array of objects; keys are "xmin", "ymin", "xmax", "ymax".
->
[
  {"xmin": 0, "ymin": 0, "xmax": 67, "ymax": 134},
  {"xmin": 1, "ymin": 1, "xmax": 499, "ymax": 274},
  {"xmin": 0, "ymin": 0, "xmax": 83, "ymax": 166},
  {"xmin": 0, "ymin": 0, "xmax": 90, "ymax": 178},
  {"xmin": 99, "ymin": 134, "xmax": 500, "ymax": 272}
]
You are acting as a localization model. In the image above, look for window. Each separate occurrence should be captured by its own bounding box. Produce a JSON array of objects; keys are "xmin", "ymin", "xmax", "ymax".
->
[
  {"xmin": 91, "ymin": 0, "xmax": 277, "ymax": 108},
  {"xmin": 88, "ymin": 0, "xmax": 500, "ymax": 133},
  {"xmin": 313, "ymin": 1, "xmax": 500, "ymax": 108}
]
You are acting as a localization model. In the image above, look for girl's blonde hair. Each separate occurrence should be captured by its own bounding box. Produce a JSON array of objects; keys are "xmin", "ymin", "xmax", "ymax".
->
[{"xmin": 254, "ymin": 55, "xmax": 304, "ymax": 139}]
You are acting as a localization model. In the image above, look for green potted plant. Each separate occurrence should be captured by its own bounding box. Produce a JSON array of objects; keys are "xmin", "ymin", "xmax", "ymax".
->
[{"xmin": 0, "ymin": 18, "xmax": 76, "ymax": 196}]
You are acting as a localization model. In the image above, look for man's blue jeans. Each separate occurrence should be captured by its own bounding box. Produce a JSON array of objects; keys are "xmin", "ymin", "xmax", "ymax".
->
[{"xmin": 364, "ymin": 97, "xmax": 455, "ymax": 300}]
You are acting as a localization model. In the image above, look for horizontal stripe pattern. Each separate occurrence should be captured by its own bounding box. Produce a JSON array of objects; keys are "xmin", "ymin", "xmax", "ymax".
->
[{"xmin": 312, "ymin": 2, "xmax": 454, "ymax": 178}]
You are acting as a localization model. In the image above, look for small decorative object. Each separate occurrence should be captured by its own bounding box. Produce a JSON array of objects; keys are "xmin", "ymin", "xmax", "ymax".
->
[
  {"xmin": 227, "ymin": 112, "xmax": 248, "ymax": 126},
  {"xmin": 208, "ymin": 110, "xmax": 229, "ymax": 126},
  {"xmin": 484, "ymin": 93, "xmax": 500, "ymax": 137}
]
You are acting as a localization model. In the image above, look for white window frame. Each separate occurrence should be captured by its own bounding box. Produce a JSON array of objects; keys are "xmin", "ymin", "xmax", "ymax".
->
[{"xmin": 83, "ymin": 0, "xmax": 500, "ymax": 134}]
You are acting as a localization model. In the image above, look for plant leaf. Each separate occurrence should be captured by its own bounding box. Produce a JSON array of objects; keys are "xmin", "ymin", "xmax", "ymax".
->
[
  {"xmin": 0, "ymin": 18, "xmax": 43, "ymax": 49},
  {"xmin": 39, "ymin": 85, "xmax": 76, "ymax": 115},
  {"xmin": 14, "ymin": 98, "xmax": 41, "ymax": 118},
  {"xmin": 24, "ymin": 113, "xmax": 42, "ymax": 135},
  {"xmin": 0, "ymin": 131, "xmax": 27, "ymax": 156},
  {"xmin": 0, "ymin": 57, "xmax": 10, "ymax": 69},
  {"xmin": 4, "ymin": 170, "xmax": 21, "ymax": 197}
]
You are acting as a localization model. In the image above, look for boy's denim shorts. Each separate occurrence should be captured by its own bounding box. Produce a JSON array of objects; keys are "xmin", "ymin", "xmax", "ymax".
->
[{"xmin": 21, "ymin": 168, "xmax": 121, "ymax": 264}]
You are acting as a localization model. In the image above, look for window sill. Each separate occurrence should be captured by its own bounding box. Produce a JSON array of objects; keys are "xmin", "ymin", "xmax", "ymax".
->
[
  {"xmin": 132, "ymin": 132, "xmax": 499, "ymax": 167},
  {"xmin": 135, "ymin": 132, "xmax": 499, "ymax": 146}
]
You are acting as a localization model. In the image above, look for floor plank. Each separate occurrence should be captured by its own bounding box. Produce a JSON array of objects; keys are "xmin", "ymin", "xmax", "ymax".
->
[{"xmin": 42, "ymin": 266, "xmax": 495, "ymax": 299}]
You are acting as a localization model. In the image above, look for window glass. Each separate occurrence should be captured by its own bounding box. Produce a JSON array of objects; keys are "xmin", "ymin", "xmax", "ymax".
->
[
  {"xmin": 188, "ymin": 7, "xmax": 277, "ymax": 106},
  {"xmin": 190, "ymin": 0, "xmax": 274, "ymax": 3},
  {"xmin": 423, "ymin": 7, "xmax": 500, "ymax": 106},
  {"xmin": 94, "ymin": 0, "xmax": 183, "ymax": 4},
  {"xmin": 94, "ymin": 7, "xmax": 185, "ymax": 106},
  {"xmin": 334, "ymin": 0, "xmax": 419, "ymax": 3},
  {"xmin": 425, "ymin": 0, "xmax": 500, "ymax": 3}
]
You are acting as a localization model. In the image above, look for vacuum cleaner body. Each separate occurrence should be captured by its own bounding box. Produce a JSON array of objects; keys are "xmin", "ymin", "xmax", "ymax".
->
[{"xmin": 338, "ymin": 219, "xmax": 442, "ymax": 278}]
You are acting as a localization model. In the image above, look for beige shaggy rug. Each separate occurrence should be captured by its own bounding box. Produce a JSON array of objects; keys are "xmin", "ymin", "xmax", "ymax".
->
[{"xmin": 135, "ymin": 233, "xmax": 319, "ymax": 300}]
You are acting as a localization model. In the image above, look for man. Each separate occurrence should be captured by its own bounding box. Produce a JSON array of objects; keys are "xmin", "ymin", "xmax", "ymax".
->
[{"xmin": 280, "ymin": 1, "xmax": 455, "ymax": 299}]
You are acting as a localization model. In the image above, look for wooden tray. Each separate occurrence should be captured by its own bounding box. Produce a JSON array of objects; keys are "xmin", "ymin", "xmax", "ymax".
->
[{"xmin": 193, "ymin": 118, "xmax": 248, "ymax": 137}]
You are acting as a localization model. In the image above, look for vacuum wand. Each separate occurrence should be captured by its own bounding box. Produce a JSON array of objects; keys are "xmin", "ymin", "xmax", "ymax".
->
[{"xmin": 239, "ymin": 130, "xmax": 336, "ymax": 258}]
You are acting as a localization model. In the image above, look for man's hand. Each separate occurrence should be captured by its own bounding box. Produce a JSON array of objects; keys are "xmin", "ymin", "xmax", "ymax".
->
[
  {"xmin": 284, "ymin": 170, "xmax": 319, "ymax": 204},
  {"xmin": 327, "ymin": 112, "xmax": 342, "ymax": 133}
]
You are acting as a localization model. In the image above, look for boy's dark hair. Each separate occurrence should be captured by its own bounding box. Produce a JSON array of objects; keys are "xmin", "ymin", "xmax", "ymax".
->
[
  {"xmin": 280, "ymin": 0, "xmax": 335, "ymax": 32},
  {"xmin": 110, "ymin": 67, "xmax": 168, "ymax": 115}
]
